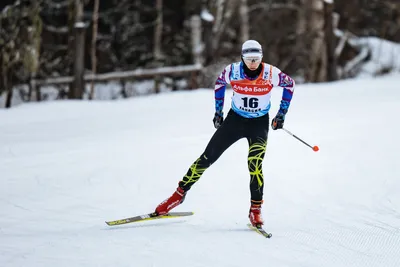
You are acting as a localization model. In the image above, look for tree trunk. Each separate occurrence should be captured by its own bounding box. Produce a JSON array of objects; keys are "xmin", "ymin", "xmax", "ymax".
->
[
  {"xmin": 191, "ymin": 15, "xmax": 202, "ymax": 65},
  {"xmin": 4, "ymin": 70, "xmax": 12, "ymax": 108},
  {"xmin": 209, "ymin": 0, "xmax": 240, "ymax": 60},
  {"xmin": 324, "ymin": 0, "xmax": 338, "ymax": 81},
  {"xmin": 307, "ymin": 0, "xmax": 327, "ymax": 82},
  {"xmin": 154, "ymin": 0, "xmax": 163, "ymax": 94},
  {"xmin": 210, "ymin": 0, "xmax": 225, "ymax": 59},
  {"xmin": 154, "ymin": 0, "xmax": 163, "ymax": 61},
  {"xmin": 70, "ymin": 0, "xmax": 85, "ymax": 99},
  {"xmin": 296, "ymin": 0, "xmax": 307, "ymax": 79},
  {"xmin": 190, "ymin": 15, "xmax": 202, "ymax": 89},
  {"xmin": 203, "ymin": 19, "xmax": 214, "ymax": 64},
  {"xmin": 28, "ymin": 73, "xmax": 36, "ymax": 101},
  {"xmin": 239, "ymin": 0, "xmax": 249, "ymax": 43},
  {"xmin": 89, "ymin": 0, "xmax": 99, "ymax": 100},
  {"xmin": 133, "ymin": 0, "xmax": 141, "ymax": 24}
]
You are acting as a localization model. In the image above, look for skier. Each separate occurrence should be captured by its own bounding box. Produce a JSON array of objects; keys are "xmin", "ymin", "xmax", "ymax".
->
[{"xmin": 154, "ymin": 40, "xmax": 295, "ymax": 227}]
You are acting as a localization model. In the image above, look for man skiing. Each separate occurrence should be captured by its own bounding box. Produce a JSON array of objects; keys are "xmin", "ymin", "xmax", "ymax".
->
[{"xmin": 154, "ymin": 40, "xmax": 295, "ymax": 227}]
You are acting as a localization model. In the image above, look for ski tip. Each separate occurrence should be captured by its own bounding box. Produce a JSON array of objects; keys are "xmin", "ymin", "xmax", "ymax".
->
[
  {"xmin": 247, "ymin": 223, "xmax": 272, "ymax": 238},
  {"xmin": 105, "ymin": 219, "xmax": 129, "ymax": 226},
  {"xmin": 167, "ymin": 211, "xmax": 195, "ymax": 217}
]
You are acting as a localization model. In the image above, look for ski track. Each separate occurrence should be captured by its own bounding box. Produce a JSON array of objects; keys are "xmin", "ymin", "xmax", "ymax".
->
[{"xmin": 1, "ymin": 74, "xmax": 400, "ymax": 267}]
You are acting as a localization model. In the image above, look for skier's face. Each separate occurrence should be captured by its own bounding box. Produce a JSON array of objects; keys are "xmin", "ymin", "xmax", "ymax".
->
[{"xmin": 243, "ymin": 56, "xmax": 262, "ymax": 70}]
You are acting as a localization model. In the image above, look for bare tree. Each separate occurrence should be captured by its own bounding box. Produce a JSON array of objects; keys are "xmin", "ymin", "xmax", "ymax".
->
[
  {"xmin": 70, "ymin": 0, "xmax": 85, "ymax": 99},
  {"xmin": 191, "ymin": 15, "xmax": 203, "ymax": 65},
  {"xmin": 154, "ymin": 0, "xmax": 164, "ymax": 60},
  {"xmin": 154, "ymin": 0, "xmax": 163, "ymax": 93},
  {"xmin": 306, "ymin": 0, "xmax": 327, "ymax": 82},
  {"xmin": 296, "ymin": 0, "xmax": 307, "ymax": 79},
  {"xmin": 204, "ymin": 0, "xmax": 239, "ymax": 63},
  {"xmin": 239, "ymin": 0, "xmax": 249, "ymax": 43},
  {"xmin": 89, "ymin": 0, "xmax": 100, "ymax": 100},
  {"xmin": 324, "ymin": 0, "xmax": 338, "ymax": 81}
]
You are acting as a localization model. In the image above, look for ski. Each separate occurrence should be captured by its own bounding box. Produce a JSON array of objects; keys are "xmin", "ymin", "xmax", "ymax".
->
[
  {"xmin": 105, "ymin": 211, "xmax": 194, "ymax": 226},
  {"xmin": 247, "ymin": 223, "xmax": 272, "ymax": 238}
]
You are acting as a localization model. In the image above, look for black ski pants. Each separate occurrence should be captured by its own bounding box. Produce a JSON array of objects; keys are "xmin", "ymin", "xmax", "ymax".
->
[{"xmin": 178, "ymin": 109, "xmax": 269, "ymax": 203}]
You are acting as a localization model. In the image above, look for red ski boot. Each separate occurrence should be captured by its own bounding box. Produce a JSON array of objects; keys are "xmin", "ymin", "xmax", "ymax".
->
[
  {"xmin": 249, "ymin": 202, "xmax": 264, "ymax": 227},
  {"xmin": 155, "ymin": 187, "xmax": 186, "ymax": 215}
]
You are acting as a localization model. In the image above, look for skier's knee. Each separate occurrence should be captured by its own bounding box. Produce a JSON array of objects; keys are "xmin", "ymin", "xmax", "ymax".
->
[
  {"xmin": 248, "ymin": 158, "xmax": 263, "ymax": 174},
  {"xmin": 200, "ymin": 152, "xmax": 216, "ymax": 167}
]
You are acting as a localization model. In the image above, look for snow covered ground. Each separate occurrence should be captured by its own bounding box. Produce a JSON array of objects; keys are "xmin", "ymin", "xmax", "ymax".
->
[{"xmin": 1, "ymin": 73, "xmax": 400, "ymax": 267}]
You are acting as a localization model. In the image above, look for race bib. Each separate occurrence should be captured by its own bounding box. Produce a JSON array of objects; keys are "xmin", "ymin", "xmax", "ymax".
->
[{"xmin": 230, "ymin": 79, "xmax": 273, "ymax": 113}]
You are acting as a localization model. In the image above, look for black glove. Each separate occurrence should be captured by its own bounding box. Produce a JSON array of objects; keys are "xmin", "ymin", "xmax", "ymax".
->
[
  {"xmin": 213, "ymin": 112, "xmax": 224, "ymax": 129},
  {"xmin": 271, "ymin": 112, "xmax": 285, "ymax": 130}
]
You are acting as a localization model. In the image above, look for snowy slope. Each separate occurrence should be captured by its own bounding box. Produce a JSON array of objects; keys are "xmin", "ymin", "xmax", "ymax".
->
[{"xmin": 1, "ymin": 74, "xmax": 400, "ymax": 267}]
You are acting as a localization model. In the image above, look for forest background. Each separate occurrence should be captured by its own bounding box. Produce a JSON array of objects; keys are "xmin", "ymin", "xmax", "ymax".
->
[{"xmin": 1, "ymin": 0, "xmax": 399, "ymax": 108}]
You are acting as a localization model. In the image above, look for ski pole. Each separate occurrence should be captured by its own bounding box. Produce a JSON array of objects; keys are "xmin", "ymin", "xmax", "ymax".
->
[{"xmin": 282, "ymin": 127, "xmax": 319, "ymax": 152}]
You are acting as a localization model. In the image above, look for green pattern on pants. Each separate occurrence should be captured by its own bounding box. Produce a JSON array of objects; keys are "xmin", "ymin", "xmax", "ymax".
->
[
  {"xmin": 248, "ymin": 138, "xmax": 267, "ymax": 201},
  {"xmin": 180, "ymin": 155, "xmax": 208, "ymax": 189}
]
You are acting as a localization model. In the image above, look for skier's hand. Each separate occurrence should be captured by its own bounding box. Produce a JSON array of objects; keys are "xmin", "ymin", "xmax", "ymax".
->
[
  {"xmin": 271, "ymin": 112, "xmax": 285, "ymax": 130},
  {"xmin": 213, "ymin": 112, "xmax": 224, "ymax": 129}
]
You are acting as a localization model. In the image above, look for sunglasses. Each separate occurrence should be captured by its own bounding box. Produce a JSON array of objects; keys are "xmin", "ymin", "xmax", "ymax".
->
[{"xmin": 243, "ymin": 56, "xmax": 262, "ymax": 64}]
